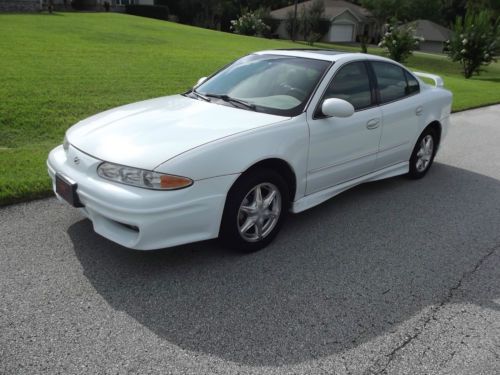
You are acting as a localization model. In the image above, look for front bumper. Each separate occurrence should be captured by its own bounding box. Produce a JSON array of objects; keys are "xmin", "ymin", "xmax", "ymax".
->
[{"xmin": 47, "ymin": 145, "xmax": 238, "ymax": 250}]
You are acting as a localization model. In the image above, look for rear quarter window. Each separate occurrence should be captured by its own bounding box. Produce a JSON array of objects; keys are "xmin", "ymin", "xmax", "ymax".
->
[
  {"xmin": 405, "ymin": 71, "xmax": 420, "ymax": 95},
  {"xmin": 372, "ymin": 61, "xmax": 419, "ymax": 104}
]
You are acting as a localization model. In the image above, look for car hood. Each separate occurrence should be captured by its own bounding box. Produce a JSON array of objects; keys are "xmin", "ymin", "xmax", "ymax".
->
[{"xmin": 67, "ymin": 95, "xmax": 286, "ymax": 170}]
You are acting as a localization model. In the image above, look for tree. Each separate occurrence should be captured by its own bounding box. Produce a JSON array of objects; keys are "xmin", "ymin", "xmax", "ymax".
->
[
  {"xmin": 466, "ymin": 0, "xmax": 500, "ymax": 20},
  {"xmin": 441, "ymin": 0, "xmax": 467, "ymax": 27},
  {"xmin": 362, "ymin": 0, "xmax": 469, "ymax": 35},
  {"xmin": 378, "ymin": 20, "xmax": 421, "ymax": 63},
  {"xmin": 299, "ymin": 0, "xmax": 328, "ymax": 45},
  {"xmin": 405, "ymin": 0, "xmax": 442, "ymax": 23},
  {"xmin": 166, "ymin": 0, "xmax": 290, "ymax": 32},
  {"xmin": 444, "ymin": 9, "xmax": 499, "ymax": 78},
  {"xmin": 244, "ymin": 0, "xmax": 291, "ymax": 11},
  {"xmin": 362, "ymin": 0, "xmax": 404, "ymax": 40},
  {"xmin": 298, "ymin": 4, "xmax": 310, "ymax": 42},
  {"xmin": 285, "ymin": 10, "xmax": 296, "ymax": 40},
  {"xmin": 307, "ymin": 0, "xmax": 327, "ymax": 42}
]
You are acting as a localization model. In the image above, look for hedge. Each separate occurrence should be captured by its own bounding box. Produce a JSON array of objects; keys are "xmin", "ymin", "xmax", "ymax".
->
[{"xmin": 125, "ymin": 4, "xmax": 169, "ymax": 21}]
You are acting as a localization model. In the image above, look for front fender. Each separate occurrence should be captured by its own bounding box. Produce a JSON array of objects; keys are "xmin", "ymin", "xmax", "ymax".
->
[{"xmin": 154, "ymin": 114, "xmax": 310, "ymax": 201}]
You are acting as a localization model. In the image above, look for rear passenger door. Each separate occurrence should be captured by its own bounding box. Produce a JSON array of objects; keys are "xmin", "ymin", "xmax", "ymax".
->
[{"xmin": 370, "ymin": 61, "xmax": 423, "ymax": 169}]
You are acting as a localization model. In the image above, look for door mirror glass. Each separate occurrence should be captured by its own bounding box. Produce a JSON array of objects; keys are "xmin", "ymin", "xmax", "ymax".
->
[
  {"xmin": 321, "ymin": 98, "xmax": 355, "ymax": 118},
  {"xmin": 196, "ymin": 77, "xmax": 208, "ymax": 86}
]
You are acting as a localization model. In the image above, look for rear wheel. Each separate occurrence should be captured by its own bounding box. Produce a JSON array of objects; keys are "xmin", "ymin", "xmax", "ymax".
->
[
  {"xmin": 408, "ymin": 127, "xmax": 437, "ymax": 179},
  {"xmin": 220, "ymin": 169, "xmax": 289, "ymax": 252}
]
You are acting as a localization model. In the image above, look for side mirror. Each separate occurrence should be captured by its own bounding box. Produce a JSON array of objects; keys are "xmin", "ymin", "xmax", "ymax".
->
[
  {"xmin": 196, "ymin": 77, "xmax": 208, "ymax": 86},
  {"xmin": 321, "ymin": 98, "xmax": 355, "ymax": 118}
]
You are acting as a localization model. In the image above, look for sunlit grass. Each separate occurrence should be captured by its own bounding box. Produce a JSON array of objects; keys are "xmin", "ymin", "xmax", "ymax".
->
[{"xmin": 1, "ymin": 13, "xmax": 499, "ymax": 205}]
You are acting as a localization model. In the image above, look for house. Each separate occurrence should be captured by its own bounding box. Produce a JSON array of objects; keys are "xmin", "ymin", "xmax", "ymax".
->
[
  {"xmin": 404, "ymin": 19, "xmax": 452, "ymax": 53},
  {"xmin": 112, "ymin": 0, "xmax": 153, "ymax": 5},
  {"xmin": 0, "ymin": 0, "xmax": 39, "ymax": 11},
  {"xmin": 0, "ymin": 0, "xmax": 152, "ymax": 11},
  {"xmin": 270, "ymin": 0, "xmax": 375, "ymax": 43}
]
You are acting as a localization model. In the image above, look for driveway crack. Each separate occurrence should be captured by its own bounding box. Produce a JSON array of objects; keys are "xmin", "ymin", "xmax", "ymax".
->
[{"xmin": 364, "ymin": 243, "xmax": 500, "ymax": 375}]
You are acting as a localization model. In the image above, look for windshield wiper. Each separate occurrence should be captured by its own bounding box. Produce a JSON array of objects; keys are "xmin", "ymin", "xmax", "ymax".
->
[
  {"xmin": 187, "ymin": 89, "xmax": 211, "ymax": 102},
  {"xmin": 205, "ymin": 93, "xmax": 256, "ymax": 111}
]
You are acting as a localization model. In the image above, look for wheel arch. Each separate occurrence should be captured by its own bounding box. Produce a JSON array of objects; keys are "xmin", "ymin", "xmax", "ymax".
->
[
  {"xmin": 425, "ymin": 120, "xmax": 442, "ymax": 151},
  {"xmin": 231, "ymin": 158, "xmax": 297, "ymax": 203}
]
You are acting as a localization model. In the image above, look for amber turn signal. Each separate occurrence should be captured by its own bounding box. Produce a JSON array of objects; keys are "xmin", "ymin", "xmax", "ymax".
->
[{"xmin": 160, "ymin": 174, "xmax": 193, "ymax": 189}]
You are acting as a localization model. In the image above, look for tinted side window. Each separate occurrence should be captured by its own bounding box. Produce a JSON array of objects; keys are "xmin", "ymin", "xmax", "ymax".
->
[
  {"xmin": 372, "ymin": 62, "xmax": 408, "ymax": 103},
  {"xmin": 405, "ymin": 71, "xmax": 420, "ymax": 95},
  {"xmin": 323, "ymin": 62, "xmax": 372, "ymax": 111}
]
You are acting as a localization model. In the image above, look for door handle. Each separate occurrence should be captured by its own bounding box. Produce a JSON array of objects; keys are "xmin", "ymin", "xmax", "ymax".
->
[
  {"xmin": 416, "ymin": 106, "xmax": 423, "ymax": 116},
  {"xmin": 366, "ymin": 118, "xmax": 380, "ymax": 130}
]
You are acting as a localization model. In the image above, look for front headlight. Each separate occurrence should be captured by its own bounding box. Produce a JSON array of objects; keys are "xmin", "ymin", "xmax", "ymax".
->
[{"xmin": 97, "ymin": 162, "xmax": 193, "ymax": 190}]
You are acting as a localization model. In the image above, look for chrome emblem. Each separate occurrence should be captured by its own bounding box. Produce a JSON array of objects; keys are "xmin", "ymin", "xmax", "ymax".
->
[{"xmin": 73, "ymin": 156, "xmax": 80, "ymax": 165}]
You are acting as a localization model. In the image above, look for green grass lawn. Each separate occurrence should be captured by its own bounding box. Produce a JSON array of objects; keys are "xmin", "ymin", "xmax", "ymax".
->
[{"xmin": 1, "ymin": 13, "xmax": 499, "ymax": 206}]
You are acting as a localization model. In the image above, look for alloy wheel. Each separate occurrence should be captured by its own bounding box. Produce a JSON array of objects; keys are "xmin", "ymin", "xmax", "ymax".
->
[
  {"xmin": 415, "ymin": 134, "xmax": 434, "ymax": 172},
  {"xmin": 237, "ymin": 183, "xmax": 282, "ymax": 242}
]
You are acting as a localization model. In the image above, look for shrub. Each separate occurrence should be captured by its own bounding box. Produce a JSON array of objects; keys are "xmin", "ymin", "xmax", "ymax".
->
[
  {"xmin": 125, "ymin": 5, "xmax": 169, "ymax": 21},
  {"xmin": 378, "ymin": 21, "xmax": 421, "ymax": 63},
  {"xmin": 154, "ymin": 0, "xmax": 180, "ymax": 14},
  {"xmin": 230, "ymin": 9, "xmax": 270, "ymax": 37},
  {"xmin": 71, "ymin": 0, "xmax": 96, "ymax": 11},
  {"xmin": 444, "ymin": 10, "xmax": 499, "ymax": 78}
]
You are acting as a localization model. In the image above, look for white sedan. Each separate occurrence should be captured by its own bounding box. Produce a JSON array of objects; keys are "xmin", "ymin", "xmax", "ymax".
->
[{"xmin": 48, "ymin": 49, "xmax": 452, "ymax": 252}]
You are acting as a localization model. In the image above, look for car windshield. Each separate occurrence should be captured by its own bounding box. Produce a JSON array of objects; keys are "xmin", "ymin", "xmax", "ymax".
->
[{"xmin": 195, "ymin": 54, "xmax": 331, "ymax": 116}]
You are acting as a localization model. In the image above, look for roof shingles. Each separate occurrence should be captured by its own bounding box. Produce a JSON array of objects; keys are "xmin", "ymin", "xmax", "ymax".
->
[{"xmin": 270, "ymin": 0, "xmax": 372, "ymax": 21}]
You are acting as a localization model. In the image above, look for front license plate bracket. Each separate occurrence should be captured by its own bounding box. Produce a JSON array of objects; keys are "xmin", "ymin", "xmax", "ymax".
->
[{"xmin": 55, "ymin": 173, "xmax": 84, "ymax": 207}]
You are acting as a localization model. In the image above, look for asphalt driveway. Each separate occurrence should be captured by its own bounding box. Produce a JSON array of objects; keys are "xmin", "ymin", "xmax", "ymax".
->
[{"xmin": 1, "ymin": 105, "xmax": 500, "ymax": 374}]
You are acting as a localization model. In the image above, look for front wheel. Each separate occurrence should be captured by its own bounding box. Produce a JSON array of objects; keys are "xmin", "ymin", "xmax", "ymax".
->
[
  {"xmin": 408, "ymin": 128, "xmax": 437, "ymax": 179},
  {"xmin": 219, "ymin": 169, "xmax": 289, "ymax": 252}
]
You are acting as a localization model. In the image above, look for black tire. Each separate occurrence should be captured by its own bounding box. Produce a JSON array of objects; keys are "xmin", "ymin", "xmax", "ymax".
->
[
  {"xmin": 219, "ymin": 168, "xmax": 289, "ymax": 253},
  {"xmin": 408, "ymin": 127, "xmax": 438, "ymax": 179}
]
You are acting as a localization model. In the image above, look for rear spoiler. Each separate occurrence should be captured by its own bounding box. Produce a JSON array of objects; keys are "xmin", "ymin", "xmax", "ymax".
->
[{"xmin": 413, "ymin": 72, "xmax": 444, "ymax": 88}]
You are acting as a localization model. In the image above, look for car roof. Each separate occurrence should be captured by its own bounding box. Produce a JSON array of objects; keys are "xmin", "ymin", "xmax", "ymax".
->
[{"xmin": 254, "ymin": 48, "xmax": 394, "ymax": 64}]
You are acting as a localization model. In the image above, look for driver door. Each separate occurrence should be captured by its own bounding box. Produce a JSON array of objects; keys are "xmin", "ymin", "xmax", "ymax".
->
[{"xmin": 306, "ymin": 61, "xmax": 382, "ymax": 194}]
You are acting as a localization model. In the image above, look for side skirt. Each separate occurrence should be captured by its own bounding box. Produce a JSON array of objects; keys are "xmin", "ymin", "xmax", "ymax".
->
[{"xmin": 291, "ymin": 162, "xmax": 409, "ymax": 214}]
